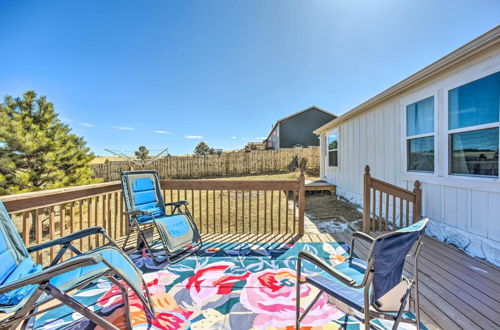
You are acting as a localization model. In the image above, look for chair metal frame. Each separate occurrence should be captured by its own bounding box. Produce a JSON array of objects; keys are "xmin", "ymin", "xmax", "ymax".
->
[
  {"xmin": 122, "ymin": 201, "xmax": 202, "ymax": 265},
  {"xmin": 0, "ymin": 227, "xmax": 155, "ymax": 330},
  {"xmin": 296, "ymin": 230, "xmax": 424, "ymax": 330}
]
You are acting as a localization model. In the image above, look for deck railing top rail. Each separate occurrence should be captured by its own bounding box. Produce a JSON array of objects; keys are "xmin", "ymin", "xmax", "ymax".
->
[{"xmin": 0, "ymin": 175, "xmax": 305, "ymax": 266}]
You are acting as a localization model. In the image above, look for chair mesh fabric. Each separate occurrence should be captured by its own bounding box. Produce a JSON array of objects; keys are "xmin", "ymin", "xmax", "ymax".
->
[
  {"xmin": 0, "ymin": 201, "xmax": 42, "ymax": 308},
  {"xmin": 306, "ymin": 257, "xmax": 367, "ymax": 311},
  {"xmin": 121, "ymin": 171, "xmax": 166, "ymax": 223},
  {"xmin": 0, "ymin": 200, "xmax": 149, "ymax": 313},
  {"xmin": 370, "ymin": 219, "xmax": 427, "ymax": 303},
  {"xmin": 49, "ymin": 246, "xmax": 144, "ymax": 296},
  {"xmin": 121, "ymin": 170, "xmax": 200, "ymax": 253},
  {"xmin": 154, "ymin": 215, "xmax": 195, "ymax": 251}
]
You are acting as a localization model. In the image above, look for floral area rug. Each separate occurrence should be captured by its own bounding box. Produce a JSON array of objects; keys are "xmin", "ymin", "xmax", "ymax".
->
[{"xmin": 35, "ymin": 241, "xmax": 425, "ymax": 329}]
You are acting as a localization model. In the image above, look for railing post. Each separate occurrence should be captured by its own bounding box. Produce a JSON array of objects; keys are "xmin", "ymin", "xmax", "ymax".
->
[
  {"xmin": 363, "ymin": 165, "xmax": 371, "ymax": 233},
  {"xmin": 298, "ymin": 170, "xmax": 305, "ymax": 236},
  {"xmin": 413, "ymin": 180, "xmax": 422, "ymax": 223}
]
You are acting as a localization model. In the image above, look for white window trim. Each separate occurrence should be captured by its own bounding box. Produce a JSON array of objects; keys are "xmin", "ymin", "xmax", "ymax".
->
[
  {"xmin": 443, "ymin": 68, "xmax": 500, "ymax": 181},
  {"xmin": 326, "ymin": 128, "xmax": 340, "ymax": 170},
  {"xmin": 399, "ymin": 61, "xmax": 500, "ymax": 186},
  {"xmin": 401, "ymin": 91, "xmax": 438, "ymax": 176}
]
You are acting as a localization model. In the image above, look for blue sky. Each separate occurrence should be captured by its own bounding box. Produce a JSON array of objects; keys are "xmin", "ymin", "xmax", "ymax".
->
[{"xmin": 1, "ymin": 1, "xmax": 498, "ymax": 156}]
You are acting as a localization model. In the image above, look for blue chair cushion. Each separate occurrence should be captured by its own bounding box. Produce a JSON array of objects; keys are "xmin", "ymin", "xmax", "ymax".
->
[
  {"xmin": 50, "ymin": 246, "xmax": 142, "ymax": 293},
  {"xmin": 130, "ymin": 177, "xmax": 165, "ymax": 222},
  {"xmin": 306, "ymin": 257, "xmax": 367, "ymax": 312},
  {"xmin": 0, "ymin": 258, "xmax": 42, "ymax": 308}
]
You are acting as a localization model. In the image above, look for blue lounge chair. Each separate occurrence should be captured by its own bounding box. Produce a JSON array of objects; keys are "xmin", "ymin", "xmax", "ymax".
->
[
  {"xmin": 0, "ymin": 201, "xmax": 155, "ymax": 330},
  {"xmin": 296, "ymin": 219, "xmax": 428, "ymax": 330},
  {"xmin": 120, "ymin": 170, "xmax": 202, "ymax": 264}
]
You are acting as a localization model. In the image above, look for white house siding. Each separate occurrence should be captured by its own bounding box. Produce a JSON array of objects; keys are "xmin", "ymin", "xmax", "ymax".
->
[{"xmin": 320, "ymin": 46, "xmax": 500, "ymax": 266}]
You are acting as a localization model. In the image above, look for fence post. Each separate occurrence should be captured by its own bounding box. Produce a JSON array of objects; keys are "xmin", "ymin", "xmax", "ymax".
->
[
  {"xmin": 298, "ymin": 170, "xmax": 305, "ymax": 236},
  {"xmin": 413, "ymin": 180, "xmax": 422, "ymax": 223},
  {"xmin": 363, "ymin": 165, "xmax": 371, "ymax": 233}
]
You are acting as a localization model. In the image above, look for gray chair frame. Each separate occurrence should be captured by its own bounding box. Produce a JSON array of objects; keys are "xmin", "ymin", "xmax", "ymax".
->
[
  {"xmin": 0, "ymin": 227, "xmax": 155, "ymax": 330},
  {"xmin": 122, "ymin": 202, "xmax": 202, "ymax": 265},
  {"xmin": 120, "ymin": 170, "xmax": 202, "ymax": 265},
  {"xmin": 296, "ymin": 231, "xmax": 424, "ymax": 330}
]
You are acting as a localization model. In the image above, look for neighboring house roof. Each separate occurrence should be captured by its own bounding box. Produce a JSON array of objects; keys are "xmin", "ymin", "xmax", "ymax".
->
[
  {"xmin": 314, "ymin": 25, "xmax": 500, "ymax": 135},
  {"xmin": 265, "ymin": 105, "xmax": 336, "ymax": 142}
]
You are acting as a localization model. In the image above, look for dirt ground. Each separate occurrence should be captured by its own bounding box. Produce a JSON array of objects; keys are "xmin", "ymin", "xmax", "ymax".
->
[{"xmin": 305, "ymin": 193, "xmax": 362, "ymax": 223}]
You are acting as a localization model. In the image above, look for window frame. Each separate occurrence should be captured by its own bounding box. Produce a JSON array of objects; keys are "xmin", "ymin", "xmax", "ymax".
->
[
  {"xmin": 326, "ymin": 128, "xmax": 340, "ymax": 169},
  {"xmin": 444, "ymin": 70, "xmax": 500, "ymax": 179},
  {"xmin": 402, "ymin": 91, "xmax": 438, "ymax": 175}
]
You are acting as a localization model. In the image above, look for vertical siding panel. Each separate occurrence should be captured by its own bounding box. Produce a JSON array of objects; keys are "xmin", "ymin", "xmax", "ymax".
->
[
  {"xmin": 487, "ymin": 193, "xmax": 500, "ymax": 241},
  {"xmin": 348, "ymin": 119, "xmax": 354, "ymax": 190},
  {"xmin": 385, "ymin": 102, "xmax": 397, "ymax": 184},
  {"xmin": 341, "ymin": 123, "xmax": 348, "ymax": 188},
  {"xmin": 353, "ymin": 117, "xmax": 361, "ymax": 192},
  {"xmin": 366, "ymin": 110, "xmax": 375, "ymax": 178},
  {"xmin": 470, "ymin": 191, "xmax": 488, "ymax": 237},
  {"xmin": 455, "ymin": 188, "xmax": 469, "ymax": 230},
  {"xmin": 376, "ymin": 106, "xmax": 384, "ymax": 179},
  {"xmin": 394, "ymin": 100, "xmax": 402, "ymax": 185},
  {"xmin": 444, "ymin": 187, "xmax": 457, "ymax": 227},
  {"xmin": 383, "ymin": 104, "xmax": 390, "ymax": 182}
]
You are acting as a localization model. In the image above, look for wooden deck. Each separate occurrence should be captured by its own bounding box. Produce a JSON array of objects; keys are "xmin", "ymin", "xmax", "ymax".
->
[
  {"xmin": 305, "ymin": 180, "xmax": 336, "ymax": 194},
  {"xmin": 199, "ymin": 231, "xmax": 500, "ymax": 330}
]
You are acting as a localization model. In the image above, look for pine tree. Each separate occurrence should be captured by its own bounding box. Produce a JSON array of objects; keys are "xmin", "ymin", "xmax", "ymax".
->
[
  {"xmin": 134, "ymin": 146, "xmax": 150, "ymax": 160},
  {"xmin": 193, "ymin": 141, "xmax": 213, "ymax": 155},
  {"xmin": 0, "ymin": 91, "xmax": 97, "ymax": 195}
]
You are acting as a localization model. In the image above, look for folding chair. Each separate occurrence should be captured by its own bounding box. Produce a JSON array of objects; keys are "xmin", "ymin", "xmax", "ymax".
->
[
  {"xmin": 120, "ymin": 170, "xmax": 202, "ymax": 265},
  {"xmin": 0, "ymin": 201, "xmax": 155, "ymax": 330},
  {"xmin": 296, "ymin": 219, "xmax": 428, "ymax": 330}
]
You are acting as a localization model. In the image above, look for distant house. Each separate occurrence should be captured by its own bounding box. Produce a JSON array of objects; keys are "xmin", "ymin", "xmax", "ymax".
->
[
  {"xmin": 244, "ymin": 141, "xmax": 266, "ymax": 152},
  {"xmin": 265, "ymin": 106, "xmax": 336, "ymax": 150},
  {"xmin": 314, "ymin": 26, "xmax": 500, "ymax": 265}
]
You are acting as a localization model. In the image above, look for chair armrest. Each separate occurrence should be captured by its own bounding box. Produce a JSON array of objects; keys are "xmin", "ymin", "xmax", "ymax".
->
[
  {"xmin": 352, "ymin": 231, "xmax": 375, "ymax": 243},
  {"xmin": 0, "ymin": 255, "xmax": 103, "ymax": 294},
  {"xmin": 298, "ymin": 251, "xmax": 356, "ymax": 286},
  {"xmin": 165, "ymin": 200, "xmax": 189, "ymax": 207},
  {"xmin": 27, "ymin": 227, "xmax": 107, "ymax": 253},
  {"xmin": 123, "ymin": 210, "xmax": 150, "ymax": 217}
]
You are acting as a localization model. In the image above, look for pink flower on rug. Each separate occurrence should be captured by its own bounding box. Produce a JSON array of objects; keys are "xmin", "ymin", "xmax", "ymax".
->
[
  {"xmin": 143, "ymin": 270, "xmax": 180, "ymax": 295},
  {"xmin": 183, "ymin": 261, "xmax": 250, "ymax": 306},
  {"xmin": 97, "ymin": 270, "xmax": 178, "ymax": 309},
  {"xmin": 240, "ymin": 268, "xmax": 342, "ymax": 329}
]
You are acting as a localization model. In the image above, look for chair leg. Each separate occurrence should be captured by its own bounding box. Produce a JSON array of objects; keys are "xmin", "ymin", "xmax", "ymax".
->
[
  {"xmin": 110, "ymin": 277, "xmax": 132, "ymax": 330},
  {"xmin": 142, "ymin": 278, "xmax": 157, "ymax": 321},
  {"xmin": 8, "ymin": 285, "xmax": 45, "ymax": 330},
  {"xmin": 295, "ymin": 257, "xmax": 302, "ymax": 329},
  {"xmin": 415, "ymin": 279, "xmax": 421, "ymax": 330},
  {"xmin": 121, "ymin": 223, "xmax": 134, "ymax": 250},
  {"xmin": 45, "ymin": 283, "xmax": 119, "ymax": 330},
  {"xmin": 363, "ymin": 287, "xmax": 371, "ymax": 330}
]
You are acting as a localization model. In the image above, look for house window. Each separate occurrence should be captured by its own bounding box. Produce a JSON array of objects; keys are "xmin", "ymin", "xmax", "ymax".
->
[
  {"xmin": 327, "ymin": 131, "xmax": 339, "ymax": 167},
  {"xmin": 406, "ymin": 96, "xmax": 435, "ymax": 172},
  {"xmin": 448, "ymin": 71, "xmax": 499, "ymax": 177}
]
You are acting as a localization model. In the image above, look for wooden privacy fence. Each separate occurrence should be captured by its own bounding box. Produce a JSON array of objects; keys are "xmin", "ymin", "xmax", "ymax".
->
[
  {"xmin": 0, "ymin": 175, "xmax": 305, "ymax": 266},
  {"xmin": 92, "ymin": 147, "xmax": 319, "ymax": 181},
  {"xmin": 363, "ymin": 165, "xmax": 422, "ymax": 233}
]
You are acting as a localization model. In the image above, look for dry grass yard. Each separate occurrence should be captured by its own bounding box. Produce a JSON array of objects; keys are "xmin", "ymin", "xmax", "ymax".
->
[{"xmin": 305, "ymin": 194, "xmax": 362, "ymax": 222}]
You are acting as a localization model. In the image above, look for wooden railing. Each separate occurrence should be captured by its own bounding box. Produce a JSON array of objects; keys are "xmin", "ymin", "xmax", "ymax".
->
[
  {"xmin": 0, "ymin": 174, "xmax": 305, "ymax": 266},
  {"xmin": 363, "ymin": 165, "xmax": 421, "ymax": 233}
]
